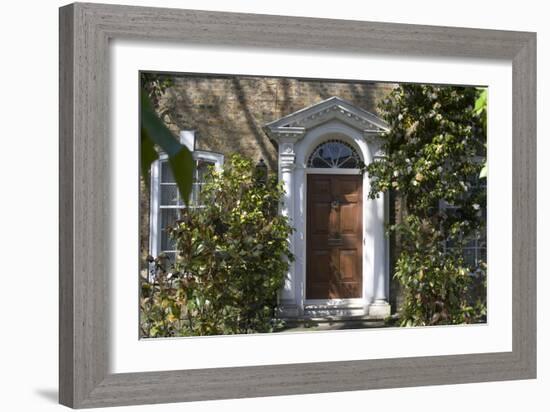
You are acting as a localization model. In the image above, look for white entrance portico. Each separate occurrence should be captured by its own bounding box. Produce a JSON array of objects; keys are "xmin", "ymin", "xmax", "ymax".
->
[{"xmin": 264, "ymin": 97, "xmax": 392, "ymax": 319}]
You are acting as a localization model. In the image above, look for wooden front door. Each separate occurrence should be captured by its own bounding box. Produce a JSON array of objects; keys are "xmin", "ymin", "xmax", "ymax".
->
[{"xmin": 306, "ymin": 174, "xmax": 363, "ymax": 299}]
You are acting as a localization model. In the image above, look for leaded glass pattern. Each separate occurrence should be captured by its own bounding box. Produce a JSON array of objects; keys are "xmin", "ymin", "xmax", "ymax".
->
[
  {"xmin": 307, "ymin": 140, "xmax": 361, "ymax": 169},
  {"xmin": 156, "ymin": 158, "xmax": 215, "ymax": 261}
]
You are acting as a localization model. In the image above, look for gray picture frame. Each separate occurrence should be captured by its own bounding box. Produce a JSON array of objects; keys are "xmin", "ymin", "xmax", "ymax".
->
[{"xmin": 59, "ymin": 2, "xmax": 536, "ymax": 408}]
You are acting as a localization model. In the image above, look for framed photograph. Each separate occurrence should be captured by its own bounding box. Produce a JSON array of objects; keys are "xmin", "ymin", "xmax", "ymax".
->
[{"xmin": 59, "ymin": 2, "xmax": 536, "ymax": 408}]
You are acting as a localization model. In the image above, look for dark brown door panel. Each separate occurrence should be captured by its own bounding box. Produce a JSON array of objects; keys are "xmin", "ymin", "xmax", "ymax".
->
[{"xmin": 306, "ymin": 174, "xmax": 363, "ymax": 299}]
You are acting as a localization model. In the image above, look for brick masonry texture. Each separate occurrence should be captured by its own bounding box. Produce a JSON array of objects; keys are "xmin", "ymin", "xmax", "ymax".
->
[
  {"xmin": 142, "ymin": 73, "xmax": 402, "ymax": 312},
  {"xmin": 157, "ymin": 73, "xmax": 396, "ymax": 170}
]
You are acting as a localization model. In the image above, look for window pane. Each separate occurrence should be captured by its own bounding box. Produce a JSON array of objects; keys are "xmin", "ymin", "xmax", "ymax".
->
[
  {"xmin": 307, "ymin": 139, "xmax": 361, "ymax": 169},
  {"xmin": 191, "ymin": 160, "xmax": 214, "ymax": 205},
  {"xmin": 195, "ymin": 160, "xmax": 214, "ymax": 181},
  {"xmin": 310, "ymin": 156, "xmax": 332, "ymax": 168},
  {"xmin": 160, "ymin": 184, "xmax": 180, "ymax": 206},
  {"xmin": 190, "ymin": 183, "xmax": 202, "ymax": 206},
  {"xmin": 161, "ymin": 160, "xmax": 175, "ymax": 183},
  {"xmin": 160, "ymin": 229, "xmax": 177, "ymax": 252},
  {"xmin": 463, "ymin": 248, "xmax": 476, "ymax": 268},
  {"xmin": 155, "ymin": 157, "xmax": 220, "ymax": 262},
  {"xmin": 160, "ymin": 251, "xmax": 177, "ymax": 266},
  {"xmin": 160, "ymin": 208, "xmax": 181, "ymax": 251},
  {"xmin": 338, "ymin": 155, "xmax": 360, "ymax": 168},
  {"xmin": 160, "ymin": 159, "xmax": 215, "ymax": 206},
  {"xmin": 465, "ymin": 238, "xmax": 477, "ymax": 249}
]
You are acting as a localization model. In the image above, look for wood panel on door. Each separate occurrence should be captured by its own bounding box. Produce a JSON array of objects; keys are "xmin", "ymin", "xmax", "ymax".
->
[{"xmin": 306, "ymin": 174, "xmax": 363, "ymax": 299}]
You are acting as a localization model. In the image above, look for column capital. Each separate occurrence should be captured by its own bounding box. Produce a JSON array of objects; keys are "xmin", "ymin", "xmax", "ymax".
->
[
  {"xmin": 279, "ymin": 142, "xmax": 296, "ymax": 171},
  {"xmin": 280, "ymin": 157, "xmax": 296, "ymax": 171},
  {"xmin": 281, "ymin": 165, "xmax": 296, "ymax": 174}
]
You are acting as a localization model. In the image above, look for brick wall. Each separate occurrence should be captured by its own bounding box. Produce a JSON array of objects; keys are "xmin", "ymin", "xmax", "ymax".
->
[
  {"xmin": 157, "ymin": 74, "xmax": 396, "ymax": 169},
  {"xmin": 142, "ymin": 73, "xmax": 401, "ymax": 313}
]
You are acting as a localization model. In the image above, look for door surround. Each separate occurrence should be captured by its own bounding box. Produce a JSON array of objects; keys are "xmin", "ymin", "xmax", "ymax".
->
[{"xmin": 264, "ymin": 97, "xmax": 392, "ymax": 319}]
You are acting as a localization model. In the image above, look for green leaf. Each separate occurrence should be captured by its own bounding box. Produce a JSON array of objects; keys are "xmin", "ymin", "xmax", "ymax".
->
[
  {"xmin": 474, "ymin": 89, "xmax": 487, "ymax": 114},
  {"xmin": 169, "ymin": 146, "xmax": 194, "ymax": 204},
  {"xmin": 140, "ymin": 90, "xmax": 193, "ymax": 204},
  {"xmin": 141, "ymin": 154, "xmax": 295, "ymax": 336},
  {"xmin": 479, "ymin": 163, "xmax": 487, "ymax": 178}
]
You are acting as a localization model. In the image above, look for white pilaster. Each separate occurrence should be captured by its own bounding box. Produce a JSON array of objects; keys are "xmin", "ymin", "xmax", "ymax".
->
[
  {"xmin": 278, "ymin": 142, "xmax": 298, "ymax": 314},
  {"xmin": 369, "ymin": 190, "xmax": 391, "ymax": 318}
]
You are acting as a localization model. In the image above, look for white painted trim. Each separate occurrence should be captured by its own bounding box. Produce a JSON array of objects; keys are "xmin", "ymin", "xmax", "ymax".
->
[
  {"xmin": 304, "ymin": 168, "xmax": 361, "ymax": 175},
  {"xmin": 305, "ymin": 298, "xmax": 365, "ymax": 307},
  {"xmin": 179, "ymin": 130, "xmax": 196, "ymax": 151},
  {"xmin": 298, "ymin": 123, "xmax": 370, "ymax": 314},
  {"xmin": 265, "ymin": 96, "xmax": 390, "ymax": 135},
  {"xmin": 148, "ymin": 149, "xmax": 224, "ymax": 265},
  {"xmin": 277, "ymin": 117, "xmax": 390, "ymax": 319},
  {"xmin": 193, "ymin": 150, "xmax": 224, "ymax": 171},
  {"xmin": 302, "ymin": 306, "xmax": 372, "ymax": 319},
  {"xmin": 148, "ymin": 158, "xmax": 161, "ymax": 280}
]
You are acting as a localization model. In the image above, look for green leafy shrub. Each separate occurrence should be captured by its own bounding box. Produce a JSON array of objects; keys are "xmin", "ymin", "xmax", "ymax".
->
[
  {"xmin": 140, "ymin": 254, "xmax": 189, "ymax": 337},
  {"xmin": 366, "ymin": 84, "xmax": 487, "ymax": 326},
  {"xmin": 140, "ymin": 154, "xmax": 294, "ymax": 337}
]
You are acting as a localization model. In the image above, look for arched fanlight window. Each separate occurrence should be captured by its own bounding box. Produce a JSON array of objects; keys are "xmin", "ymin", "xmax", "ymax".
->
[{"xmin": 307, "ymin": 139, "xmax": 361, "ymax": 169}]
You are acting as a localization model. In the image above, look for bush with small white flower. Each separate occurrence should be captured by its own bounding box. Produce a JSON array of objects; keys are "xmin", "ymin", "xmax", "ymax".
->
[{"xmin": 367, "ymin": 84, "xmax": 487, "ymax": 326}]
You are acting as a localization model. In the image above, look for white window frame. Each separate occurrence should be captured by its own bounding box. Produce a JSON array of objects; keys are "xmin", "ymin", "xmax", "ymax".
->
[{"xmin": 148, "ymin": 150, "xmax": 224, "ymax": 266}]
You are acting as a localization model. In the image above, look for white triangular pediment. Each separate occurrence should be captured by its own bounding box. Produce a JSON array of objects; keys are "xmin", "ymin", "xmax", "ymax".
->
[{"xmin": 264, "ymin": 96, "xmax": 389, "ymax": 143}]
